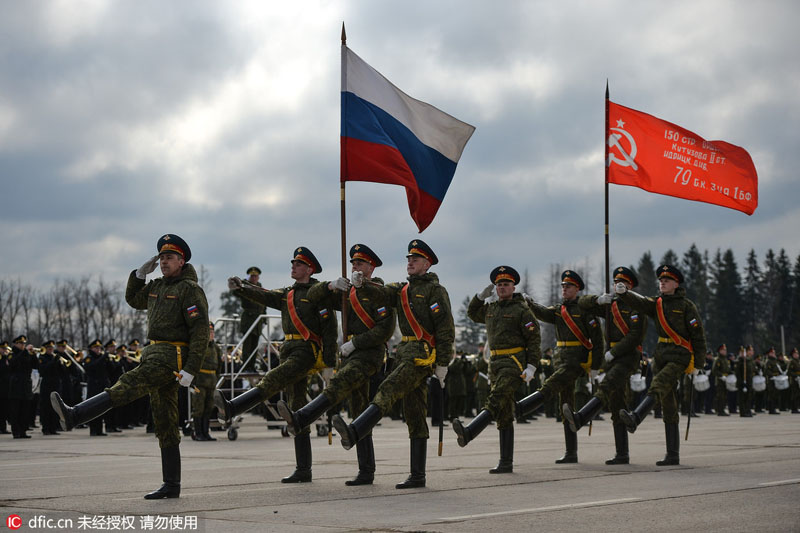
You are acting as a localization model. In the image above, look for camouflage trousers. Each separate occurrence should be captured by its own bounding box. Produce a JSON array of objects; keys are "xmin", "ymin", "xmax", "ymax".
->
[
  {"xmin": 254, "ymin": 342, "xmax": 315, "ymax": 435},
  {"xmin": 326, "ymin": 352, "xmax": 382, "ymax": 416},
  {"xmin": 106, "ymin": 355, "xmax": 180, "ymax": 449},
  {"xmin": 714, "ymin": 379, "xmax": 727, "ymax": 414},
  {"xmin": 371, "ymin": 359, "xmax": 432, "ymax": 439},
  {"xmin": 191, "ymin": 373, "xmax": 217, "ymax": 419},
  {"xmin": 647, "ymin": 359, "xmax": 687, "ymax": 424},
  {"xmin": 596, "ymin": 356, "xmax": 637, "ymax": 425},
  {"xmin": 540, "ymin": 362, "xmax": 583, "ymax": 424},
  {"xmin": 484, "ymin": 366, "xmax": 523, "ymax": 429}
]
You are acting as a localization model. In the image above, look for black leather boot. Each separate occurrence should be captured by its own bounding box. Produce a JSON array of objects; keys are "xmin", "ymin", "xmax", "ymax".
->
[
  {"xmin": 214, "ymin": 388, "xmax": 264, "ymax": 423},
  {"xmin": 619, "ymin": 394, "xmax": 656, "ymax": 434},
  {"xmin": 563, "ymin": 397, "xmax": 602, "ymax": 433},
  {"xmin": 452, "ymin": 409, "xmax": 492, "ymax": 447},
  {"xmin": 555, "ymin": 424, "xmax": 578, "ymax": 463},
  {"xmin": 333, "ymin": 403, "xmax": 382, "ymax": 451},
  {"xmin": 282, "ymin": 433, "xmax": 312, "ymax": 483},
  {"xmin": 191, "ymin": 417, "xmax": 208, "ymax": 441},
  {"xmin": 51, "ymin": 391, "xmax": 113, "ymax": 432},
  {"xmin": 605, "ymin": 423, "xmax": 630, "ymax": 465},
  {"xmin": 144, "ymin": 446, "xmax": 181, "ymax": 499},
  {"xmin": 489, "ymin": 427, "xmax": 514, "ymax": 473},
  {"xmin": 277, "ymin": 393, "xmax": 333, "ymax": 437},
  {"xmin": 655, "ymin": 423, "xmax": 680, "ymax": 466},
  {"xmin": 396, "ymin": 438, "xmax": 427, "ymax": 489},
  {"xmin": 345, "ymin": 435, "xmax": 375, "ymax": 486},
  {"xmin": 203, "ymin": 417, "xmax": 216, "ymax": 441},
  {"xmin": 516, "ymin": 390, "xmax": 545, "ymax": 419}
]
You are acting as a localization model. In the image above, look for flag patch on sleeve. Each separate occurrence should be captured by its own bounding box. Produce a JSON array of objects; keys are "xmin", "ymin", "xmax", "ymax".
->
[
  {"xmin": 430, "ymin": 302, "xmax": 440, "ymax": 313},
  {"xmin": 525, "ymin": 321, "xmax": 535, "ymax": 330},
  {"xmin": 631, "ymin": 314, "xmax": 639, "ymax": 322},
  {"xmin": 377, "ymin": 306, "xmax": 387, "ymax": 317},
  {"xmin": 690, "ymin": 318, "xmax": 698, "ymax": 327},
  {"xmin": 187, "ymin": 305, "xmax": 199, "ymax": 317},
  {"xmin": 319, "ymin": 309, "xmax": 329, "ymax": 319}
]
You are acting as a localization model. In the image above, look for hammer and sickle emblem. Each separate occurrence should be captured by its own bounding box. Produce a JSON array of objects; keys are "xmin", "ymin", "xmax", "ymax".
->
[{"xmin": 608, "ymin": 120, "xmax": 638, "ymax": 171}]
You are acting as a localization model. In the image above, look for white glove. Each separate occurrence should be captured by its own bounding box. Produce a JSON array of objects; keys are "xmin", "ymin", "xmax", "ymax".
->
[
  {"xmin": 136, "ymin": 255, "xmax": 159, "ymax": 280},
  {"xmin": 604, "ymin": 350, "xmax": 614, "ymax": 363},
  {"xmin": 176, "ymin": 370, "xmax": 194, "ymax": 387},
  {"xmin": 742, "ymin": 386, "xmax": 748, "ymax": 393},
  {"xmin": 521, "ymin": 364, "xmax": 536, "ymax": 383},
  {"xmin": 351, "ymin": 270, "xmax": 364, "ymax": 288},
  {"xmin": 614, "ymin": 282, "xmax": 627, "ymax": 295},
  {"xmin": 597, "ymin": 293, "xmax": 614, "ymax": 305},
  {"xmin": 227, "ymin": 276, "xmax": 243, "ymax": 290},
  {"xmin": 340, "ymin": 340, "xmax": 356, "ymax": 357},
  {"xmin": 321, "ymin": 367, "xmax": 334, "ymax": 382},
  {"xmin": 477, "ymin": 284, "xmax": 494, "ymax": 301},
  {"xmin": 434, "ymin": 365, "xmax": 448, "ymax": 388},
  {"xmin": 691, "ymin": 368, "xmax": 699, "ymax": 376},
  {"xmin": 329, "ymin": 277, "xmax": 350, "ymax": 291},
  {"xmin": 590, "ymin": 369, "xmax": 599, "ymax": 380}
]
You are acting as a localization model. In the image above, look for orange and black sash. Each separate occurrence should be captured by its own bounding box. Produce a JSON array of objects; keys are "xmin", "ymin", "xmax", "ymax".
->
[
  {"xmin": 656, "ymin": 297, "xmax": 695, "ymax": 373},
  {"xmin": 287, "ymin": 289, "xmax": 321, "ymax": 345},
  {"xmin": 560, "ymin": 305, "xmax": 593, "ymax": 350},
  {"xmin": 611, "ymin": 301, "xmax": 629, "ymax": 336},
  {"xmin": 400, "ymin": 284, "xmax": 435, "ymax": 346},
  {"xmin": 349, "ymin": 287, "xmax": 376, "ymax": 329}
]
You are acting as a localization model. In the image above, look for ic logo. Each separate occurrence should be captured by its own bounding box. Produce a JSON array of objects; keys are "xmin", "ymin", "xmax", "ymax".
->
[{"xmin": 6, "ymin": 514, "xmax": 22, "ymax": 530}]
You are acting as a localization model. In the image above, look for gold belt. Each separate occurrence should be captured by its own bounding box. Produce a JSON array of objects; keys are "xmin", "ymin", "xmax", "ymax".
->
[
  {"xmin": 199, "ymin": 369, "xmax": 216, "ymax": 375},
  {"xmin": 399, "ymin": 336, "xmax": 436, "ymax": 366},
  {"xmin": 658, "ymin": 337, "xmax": 675, "ymax": 344},
  {"xmin": 556, "ymin": 341, "xmax": 582, "ymax": 347},
  {"xmin": 400, "ymin": 335, "xmax": 420, "ymax": 342},
  {"xmin": 490, "ymin": 347, "xmax": 524, "ymax": 356},
  {"xmin": 285, "ymin": 334, "xmax": 306, "ymax": 341},
  {"xmin": 150, "ymin": 340, "xmax": 188, "ymax": 370}
]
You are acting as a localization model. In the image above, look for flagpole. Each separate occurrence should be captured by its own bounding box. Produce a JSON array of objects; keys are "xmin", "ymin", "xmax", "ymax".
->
[{"xmin": 340, "ymin": 22, "xmax": 349, "ymax": 338}]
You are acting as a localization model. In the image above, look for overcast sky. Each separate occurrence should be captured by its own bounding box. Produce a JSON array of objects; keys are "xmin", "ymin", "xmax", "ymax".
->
[{"xmin": 2, "ymin": 0, "xmax": 798, "ymax": 317}]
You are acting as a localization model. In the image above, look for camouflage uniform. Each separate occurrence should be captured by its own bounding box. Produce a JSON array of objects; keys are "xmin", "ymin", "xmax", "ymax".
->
[
  {"xmin": 239, "ymin": 278, "xmax": 266, "ymax": 370},
  {"xmin": 468, "ymin": 294, "xmax": 541, "ymax": 429},
  {"xmin": 788, "ymin": 353, "xmax": 800, "ymax": 413},
  {"xmin": 711, "ymin": 351, "xmax": 731, "ymax": 415},
  {"xmin": 446, "ymin": 355, "xmax": 468, "ymax": 421},
  {"xmin": 112, "ymin": 264, "xmax": 210, "ymax": 448},
  {"xmin": 735, "ymin": 354, "xmax": 755, "ymax": 416},
  {"xmin": 764, "ymin": 354, "xmax": 782, "ymax": 414}
]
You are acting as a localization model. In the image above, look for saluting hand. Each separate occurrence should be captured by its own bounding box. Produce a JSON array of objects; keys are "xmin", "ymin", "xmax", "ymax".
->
[
  {"xmin": 597, "ymin": 293, "xmax": 614, "ymax": 305},
  {"xmin": 329, "ymin": 277, "xmax": 351, "ymax": 292},
  {"xmin": 227, "ymin": 276, "xmax": 243, "ymax": 290},
  {"xmin": 477, "ymin": 284, "xmax": 494, "ymax": 301},
  {"xmin": 136, "ymin": 255, "xmax": 159, "ymax": 280}
]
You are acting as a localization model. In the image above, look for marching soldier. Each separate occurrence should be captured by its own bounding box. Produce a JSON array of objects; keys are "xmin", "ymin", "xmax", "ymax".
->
[
  {"xmin": 277, "ymin": 243, "xmax": 395, "ymax": 486},
  {"xmin": 38, "ymin": 340, "xmax": 64, "ymax": 435},
  {"xmin": 447, "ymin": 353, "xmax": 469, "ymax": 421},
  {"xmin": 788, "ymin": 348, "xmax": 800, "ymax": 414},
  {"xmin": 218, "ymin": 247, "xmax": 338, "ymax": 483},
  {"xmin": 8, "ymin": 335, "xmax": 39, "ymax": 439},
  {"xmin": 563, "ymin": 266, "xmax": 647, "ymax": 465},
  {"xmin": 192, "ymin": 323, "xmax": 223, "ymax": 441},
  {"xmin": 52, "ymin": 234, "xmax": 210, "ymax": 499},
  {"xmin": 618, "ymin": 265, "xmax": 707, "ymax": 466},
  {"xmin": 83, "ymin": 339, "xmax": 110, "ymax": 436},
  {"xmin": 764, "ymin": 348, "xmax": 782, "ymax": 415},
  {"xmin": 711, "ymin": 344, "xmax": 731, "ymax": 416},
  {"xmin": 515, "ymin": 270, "xmax": 604, "ymax": 463},
  {"xmin": 0, "ymin": 341, "xmax": 9, "ymax": 434},
  {"xmin": 238, "ymin": 267, "xmax": 267, "ymax": 370},
  {"xmin": 452, "ymin": 266, "xmax": 540, "ymax": 473},
  {"xmin": 473, "ymin": 351, "xmax": 490, "ymax": 418},
  {"xmin": 333, "ymin": 239, "xmax": 454, "ymax": 489},
  {"xmin": 735, "ymin": 346, "xmax": 755, "ymax": 417}
]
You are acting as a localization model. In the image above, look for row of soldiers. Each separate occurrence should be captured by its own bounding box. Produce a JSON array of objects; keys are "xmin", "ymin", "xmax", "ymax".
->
[{"xmin": 44, "ymin": 234, "xmax": 795, "ymax": 499}]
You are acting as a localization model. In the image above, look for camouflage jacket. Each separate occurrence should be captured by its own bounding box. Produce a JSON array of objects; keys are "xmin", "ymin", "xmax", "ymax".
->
[
  {"xmin": 735, "ymin": 356, "xmax": 755, "ymax": 387},
  {"xmin": 125, "ymin": 263, "xmax": 210, "ymax": 376},
  {"xmin": 469, "ymin": 293, "xmax": 541, "ymax": 371},
  {"xmin": 200, "ymin": 341, "xmax": 223, "ymax": 374},
  {"xmin": 620, "ymin": 287, "xmax": 706, "ymax": 369},
  {"xmin": 382, "ymin": 272, "xmax": 455, "ymax": 367},
  {"xmin": 235, "ymin": 278, "xmax": 338, "ymax": 367},
  {"xmin": 579, "ymin": 294, "xmax": 647, "ymax": 368},
  {"xmin": 711, "ymin": 355, "xmax": 731, "ymax": 380},
  {"xmin": 308, "ymin": 277, "xmax": 395, "ymax": 357},
  {"xmin": 529, "ymin": 297, "xmax": 604, "ymax": 370},
  {"xmin": 764, "ymin": 357, "xmax": 781, "ymax": 378}
]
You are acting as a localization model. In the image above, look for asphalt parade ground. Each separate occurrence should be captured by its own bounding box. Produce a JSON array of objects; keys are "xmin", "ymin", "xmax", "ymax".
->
[{"xmin": 1, "ymin": 411, "xmax": 798, "ymax": 532}]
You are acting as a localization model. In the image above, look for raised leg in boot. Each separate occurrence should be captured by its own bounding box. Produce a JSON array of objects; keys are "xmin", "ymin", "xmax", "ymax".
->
[
  {"xmin": 277, "ymin": 393, "xmax": 333, "ymax": 437},
  {"xmin": 396, "ymin": 438, "xmax": 427, "ymax": 489},
  {"xmin": 214, "ymin": 388, "xmax": 264, "ymax": 424},
  {"xmin": 619, "ymin": 394, "xmax": 656, "ymax": 434},
  {"xmin": 333, "ymin": 403, "xmax": 382, "ymax": 451},
  {"xmin": 51, "ymin": 391, "xmax": 113, "ymax": 432},
  {"xmin": 144, "ymin": 446, "xmax": 181, "ymax": 499},
  {"xmin": 452, "ymin": 409, "xmax": 492, "ymax": 447},
  {"xmin": 346, "ymin": 435, "xmax": 375, "ymax": 486},
  {"xmin": 282, "ymin": 433, "xmax": 313, "ymax": 483},
  {"xmin": 563, "ymin": 396, "xmax": 602, "ymax": 433}
]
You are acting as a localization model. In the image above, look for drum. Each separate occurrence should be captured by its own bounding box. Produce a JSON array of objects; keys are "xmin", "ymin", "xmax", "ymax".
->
[
  {"xmin": 630, "ymin": 373, "xmax": 647, "ymax": 392},
  {"xmin": 773, "ymin": 374, "xmax": 789, "ymax": 390},
  {"xmin": 693, "ymin": 373, "xmax": 710, "ymax": 392},
  {"xmin": 725, "ymin": 373, "xmax": 738, "ymax": 392},
  {"xmin": 752, "ymin": 375, "xmax": 766, "ymax": 392}
]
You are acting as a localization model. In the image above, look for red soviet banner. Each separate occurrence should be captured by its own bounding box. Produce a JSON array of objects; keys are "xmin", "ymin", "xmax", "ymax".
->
[{"xmin": 607, "ymin": 101, "xmax": 758, "ymax": 215}]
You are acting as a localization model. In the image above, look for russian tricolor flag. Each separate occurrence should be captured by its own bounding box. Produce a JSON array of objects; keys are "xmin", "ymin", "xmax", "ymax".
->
[{"xmin": 341, "ymin": 46, "xmax": 475, "ymax": 232}]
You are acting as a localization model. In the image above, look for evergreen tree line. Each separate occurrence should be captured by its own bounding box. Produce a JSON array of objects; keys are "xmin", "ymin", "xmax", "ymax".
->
[{"xmin": 455, "ymin": 246, "xmax": 800, "ymax": 357}]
